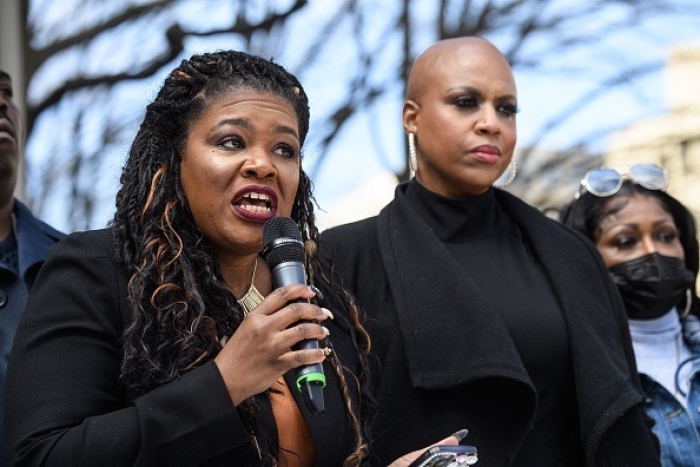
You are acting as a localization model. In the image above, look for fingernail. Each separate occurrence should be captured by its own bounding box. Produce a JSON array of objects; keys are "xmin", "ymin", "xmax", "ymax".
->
[
  {"xmin": 321, "ymin": 308, "xmax": 335, "ymax": 320},
  {"xmin": 322, "ymin": 326, "xmax": 330, "ymax": 336},
  {"xmin": 452, "ymin": 429, "xmax": 469, "ymax": 442},
  {"xmin": 308, "ymin": 285, "xmax": 325, "ymax": 300},
  {"xmin": 322, "ymin": 347, "xmax": 332, "ymax": 356}
]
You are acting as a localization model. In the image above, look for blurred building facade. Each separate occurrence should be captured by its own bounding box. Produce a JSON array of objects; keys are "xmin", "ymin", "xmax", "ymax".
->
[
  {"xmin": 505, "ymin": 145, "xmax": 601, "ymax": 214},
  {"xmin": 605, "ymin": 41, "xmax": 700, "ymax": 218},
  {"xmin": 316, "ymin": 170, "xmax": 398, "ymax": 231}
]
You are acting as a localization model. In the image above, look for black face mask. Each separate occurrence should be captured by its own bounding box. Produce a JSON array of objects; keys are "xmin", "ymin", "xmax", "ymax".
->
[{"xmin": 608, "ymin": 252, "xmax": 694, "ymax": 320}]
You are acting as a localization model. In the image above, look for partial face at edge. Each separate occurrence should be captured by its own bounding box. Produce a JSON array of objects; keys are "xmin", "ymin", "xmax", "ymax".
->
[
  {"xmin": 404, "ymin": 38, "xmax": 517, "ymax": 198},
  {"xmin": 0, "ymin": 73, "xmax": 22, "ymax": 186}
]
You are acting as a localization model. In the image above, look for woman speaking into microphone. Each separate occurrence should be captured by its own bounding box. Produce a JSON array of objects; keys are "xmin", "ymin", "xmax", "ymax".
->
[{"xmin": 5, "ymin": 50, "xmax": 458, "ymax": 467}]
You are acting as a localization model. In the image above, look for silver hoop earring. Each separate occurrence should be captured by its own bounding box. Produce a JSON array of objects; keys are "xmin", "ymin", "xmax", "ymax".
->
[
  {"xmin": 493, "ymin": 160, "xmax": 517, "ymax": 188},
  {"xmin": 680, "ymin": 288, "xmax": 693, "ymax": 319},
  {"xmin": 408, "ymin": 132, "xmax": 417, "ymax": 173}
]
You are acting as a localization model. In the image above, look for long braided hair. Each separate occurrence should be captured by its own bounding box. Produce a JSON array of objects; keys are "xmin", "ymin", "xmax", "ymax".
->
[{"xmin": 111, "ymin": 50, "xmax": 373, "ymax": 465}]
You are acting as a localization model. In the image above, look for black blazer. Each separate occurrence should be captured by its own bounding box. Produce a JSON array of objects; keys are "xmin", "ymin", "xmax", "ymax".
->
[
  {"xmin": 321, "ymin": 184, "xmax": 659, "ymax": 466},
  {"xmin": 5, "ymin": 229, "xmax": 363, "ymax": 466}
]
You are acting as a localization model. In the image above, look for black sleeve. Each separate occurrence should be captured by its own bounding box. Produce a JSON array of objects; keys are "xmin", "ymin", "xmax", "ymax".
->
[{"xmin": 5, "ymin": 231, "xmax": 251, "ymax": 466}]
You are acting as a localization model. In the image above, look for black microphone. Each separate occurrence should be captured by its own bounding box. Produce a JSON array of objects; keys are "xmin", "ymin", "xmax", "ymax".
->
[{"xmin": 262, "ymin": 216, "xmax": 325, "ymax": 414}]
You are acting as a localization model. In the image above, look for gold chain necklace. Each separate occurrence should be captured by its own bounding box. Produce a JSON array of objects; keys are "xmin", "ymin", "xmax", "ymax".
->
[{"xmin": 237, "ymin": 257, "xmax": 265, "ymax": 316}]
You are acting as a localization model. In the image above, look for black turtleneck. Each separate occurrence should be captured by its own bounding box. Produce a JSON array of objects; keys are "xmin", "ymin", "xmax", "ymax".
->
[{"xmin": 405, "ymin": 179, "xmax": 584, "ymax": 465}]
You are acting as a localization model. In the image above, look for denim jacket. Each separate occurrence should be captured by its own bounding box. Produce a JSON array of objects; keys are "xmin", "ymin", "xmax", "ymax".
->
[{"xmin": 639, "ymin": 314, "xmax": 700, "ymax": 467}]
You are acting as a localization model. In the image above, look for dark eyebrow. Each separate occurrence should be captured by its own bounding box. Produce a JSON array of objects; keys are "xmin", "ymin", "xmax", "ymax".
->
[
  {"xmin": 274, "ymin": 125, "xmax": 299, "ymax": 141},
  {"xmin": 653, "ymin": 219, "xmax": 677, "ymax": 229},
  {"xmin": 212, "ymin": 118, "xmax": 251, "ymax": 131},
  {"xmin": 211, "ymin": 119, "xmax": 298, "ymax": 141},
  {"xmin": 447, "ymin": 85, "xmax": 481, "ymax": 95},
  {"xmin": 447, "ymin": 85, "xmax": 517, "ymax": 102}
]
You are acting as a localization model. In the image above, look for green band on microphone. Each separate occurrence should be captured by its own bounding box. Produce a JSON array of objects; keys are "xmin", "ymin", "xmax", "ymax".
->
[{"xmin": 296, "ymin": 372, "xmax": 326, "ymax": 392}]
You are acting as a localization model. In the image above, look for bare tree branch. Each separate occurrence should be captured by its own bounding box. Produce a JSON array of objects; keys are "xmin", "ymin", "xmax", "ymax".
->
[
  {"xmin": 27, "ymin": 0, "xmax": 174, "ymax": 76},
  {"xmin": 26, "ymin": 0, "xmax": 308, "ymax": 131},
  {"xmin": 529, "ymin": 61, "xmax": 661, "ymax": 145},
  {"xmin": 18, "ymin": 0, "xmax": 700, "ymax": 230}
]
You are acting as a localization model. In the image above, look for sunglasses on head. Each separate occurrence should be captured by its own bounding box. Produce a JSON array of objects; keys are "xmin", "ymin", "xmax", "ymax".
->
[{"xmin": 578, "ymin": 163, "xmax": 668, "ymax": 198}]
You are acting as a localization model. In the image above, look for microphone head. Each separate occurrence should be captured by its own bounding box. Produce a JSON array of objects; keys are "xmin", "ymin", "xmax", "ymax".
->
[
  {"xmin": 263, "ymin": 216, "xmax": 302, "ymax": 244},
  {"xmin": 262, "ymin": 217, "xmax": 305, "ymax": 269}
]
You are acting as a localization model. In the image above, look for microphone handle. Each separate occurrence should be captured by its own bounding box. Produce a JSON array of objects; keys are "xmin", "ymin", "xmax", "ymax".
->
[
  {"xmin": 293, "ymin": 329, "xmax": 326, "ymax": 414},
  {"xmin": 271, "ymin": 262, "xmax": 326, "ymax": 414}
]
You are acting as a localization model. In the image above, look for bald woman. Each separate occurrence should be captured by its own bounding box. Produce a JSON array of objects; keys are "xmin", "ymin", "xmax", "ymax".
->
[{"xmin": 322, "ymin": 37, "xmax": 660, "ymax": 466}]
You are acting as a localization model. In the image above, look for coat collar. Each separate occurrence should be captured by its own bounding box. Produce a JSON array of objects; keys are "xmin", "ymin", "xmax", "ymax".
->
[
  {"xmin": 376, "ymin": 184, "xmax": 532, "ymax": 390},
  {"xmin": 14, "ymin": 199, "xmax": 64, "ymax": 279},
  {"xmin": 377, "ymin": 184, "xmax": 644, "ymax": 454}
]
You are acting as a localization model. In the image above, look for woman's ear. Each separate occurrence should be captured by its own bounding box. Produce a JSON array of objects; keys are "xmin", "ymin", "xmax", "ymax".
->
[{"xmin": 402, "ymin": 100, "xmax": 419, "ymax": 134}]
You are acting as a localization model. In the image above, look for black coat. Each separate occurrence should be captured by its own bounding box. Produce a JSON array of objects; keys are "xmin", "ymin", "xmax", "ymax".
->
[
  {"xmin": 5, "ymin": 229, "xmax": 363, "ymax": 466},
  {"xmin": 321, "ymin": 184, "xmax": 659, "ymax": 466}
]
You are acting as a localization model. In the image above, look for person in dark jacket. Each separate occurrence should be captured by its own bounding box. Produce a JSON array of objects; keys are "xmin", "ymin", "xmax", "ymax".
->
[
  {"xmin": 0, "ymin": 69, "xmax": 64, "ymax": 467},
  {"xmin": 321, "ymin": 36, "xmax": 660, "ymax": 466},
  {"xmin": 4, "ymin": 51, "xmax": 458, "ymax": 467},
  {"xmin": 7, "ymin": 51, "xmax": 352, "ymax": 467},
  {"xmin": 561, "ymin": 165, "xmax": 700, "ymax": 466}
]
